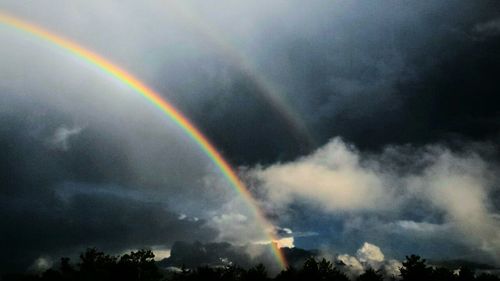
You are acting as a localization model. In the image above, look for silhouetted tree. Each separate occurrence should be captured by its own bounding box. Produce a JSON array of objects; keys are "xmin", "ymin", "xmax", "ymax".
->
[
  {"xmin": 320, "ymin": 260, "xmax": 349, "ymax": 281},
  {"xmin": 400, "ymin": 255, "xmax": 433, "ymax": 281},
  {"xmin": 476, "ymin": 273, "xmax": 500, "ymax": 281},
  {"xmin": 117, "ymin": 249, "xmax": 161, "ymax": 281},
  {"xmin": 194, "ymin": 266, "xmax": 226, "ymax": 281},
  {"xmin": 299, "ymin": 257, "xmax": 321, "ymax": 280},
  {"xmin": 220, "ymin": 265, "xmax": 244, "ymax": 281},
  {"xmin": 432, "ymin": 267, "xmax": 457, "ymax": 281},
  {"xmin": 242, "ymin": 264, "xmax": 268, "ymax": 281},
  {"xmin": 275, "ymin": 266, "xmax": 299, "ymax": 281},
  {"xmin": 457, "ymin": 266, "xmax": 475, "ymax": 281},
  {"xmin": 78, "ymin": 248, "xmax": 117, "ymax": 280},
  {"xmin": 40, "ymin": 269, "xmax": 62, "ymax": 281},
  {"xmin": 297, "ymin": 257, "xmax": 349, "ymax": 281},
  {"xmin": 59, "ymin": 257, "xmax": 75, "ymax": 281},
  {"xmin": 4, "ymin": 249, "xmax": 500, "ymax": 281},
  {"xmin": 170, "ymin": 266, "xmax": 192, "ymax": 281},
  {"xmin": 357, "ymin": 268, "xmax": 383, "ymax": 281}
]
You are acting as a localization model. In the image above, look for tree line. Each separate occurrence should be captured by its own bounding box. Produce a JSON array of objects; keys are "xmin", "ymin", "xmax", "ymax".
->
[{"xmin": 2, "ymin": 249, "xmax": 499, "ymax": 281}]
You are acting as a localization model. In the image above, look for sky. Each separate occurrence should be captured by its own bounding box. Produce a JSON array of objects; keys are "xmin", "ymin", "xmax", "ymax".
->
[{"xmin": 1, "ymin": 0, "xmax": 500, "ymax": 274}]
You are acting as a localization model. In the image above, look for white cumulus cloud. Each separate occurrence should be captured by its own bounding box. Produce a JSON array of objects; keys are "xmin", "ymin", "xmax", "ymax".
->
[
  {"xmin": 252, "ymin": 138, "xmax": 390, "ymax": 212},
  {"xmin": 357, "ymin": 242, "xmax": 384, "ymax": 264}
]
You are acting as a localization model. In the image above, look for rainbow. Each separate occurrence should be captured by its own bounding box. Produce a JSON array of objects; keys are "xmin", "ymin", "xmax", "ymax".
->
[{"xmin": 0, "ymin": 12, "xmax": 288, "ymax": 269}]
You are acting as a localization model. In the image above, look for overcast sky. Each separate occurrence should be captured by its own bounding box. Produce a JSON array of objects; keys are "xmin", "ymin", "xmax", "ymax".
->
[{"xmin": 1, "ymin": 0, "xmax": 500, "ymax": 273}]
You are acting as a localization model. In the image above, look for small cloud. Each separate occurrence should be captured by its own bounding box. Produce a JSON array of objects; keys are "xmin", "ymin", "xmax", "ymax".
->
[
  {"xmin": 153, "ymin": 249, "xmax": 171, "ymax": 261},
  {"xmin": 213, "ymin": 213, "xmax": 248, "ymax": 224},
  {"xmin": 337, "ymin": 242, "xmax": 400, "ymax": 277},
  {"xmin": 165, "ymin": 266, "xmax": 183, "ymax": 273},
  {"xmin": 293, "ymin": 231, "xmax": 319, "ymax": 238},
  {"xmin": 337, "ymin": 254, "xmax": 364, "ymax": 276},
  {"xmin": 384, "ymin": 259, "xmax": 403, "ymax": 277},
  {"xmin": 356, "ymin": 242, "xmax": 384, "ymax": 263},
  {"xmin": 393, "ymin": 220, "xmax": 448, "ymax": 233},
  {"xmin": 30, "ymin": 256, "xmax": 52, "ymax": 272},
  {"xmin": 275, "ymin": 237, "xmax": 294, "ymax": 248},
  {"xmin": 47, "ymin": 126, "xmax": 83, "ymax": 151},
  {"xmin": 177, "ymin": 213, "xmax": 200, "ymax": 222},
  {"xmin": 220, "ymin": 257, "xmax": 233, "ymax": 266},
  {"xmin": 473, "ymin": 18, "xmax": 500, "ymax": 39},
  {"xmin": 211, "ymin": 212, "xmax": 257, "ymax": 243},
  {"xmin": 275, "ymin": 226, "xmax": 293, "ymax": 236},
  {"xmin": 272, "ymin": 226, "xmax": 297, "ymax": 248}
]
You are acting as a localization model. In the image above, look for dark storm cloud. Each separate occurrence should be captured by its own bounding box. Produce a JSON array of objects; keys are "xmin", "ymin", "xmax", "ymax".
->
[
  {"xmin": 172, "ymin": 65, "xmax": 312, "ymax": 165},
  {"xmin": 159, "ymin": 1, "xmax": 500, "ymax": 164},
  {"xmin": 3, "ymin": 0, "xmax": 497, "ymax": 166},
  {"xmin": 0, "ymin": 186, "xmax": 217, "ymax": 272},
  {"xmin": 149, "ymin": 47, "xmax": 315, "ymax": 166},
  {"xmin": 0, "ymin": 111, "xmax": 217, "ymax": 272},
  {"xmin": 261, "ymin": 1, "xmax": 500, "ymax": 152},
  {"xmin": 0, "ymin": 102, "xmax": 132, "ymax": 189}
]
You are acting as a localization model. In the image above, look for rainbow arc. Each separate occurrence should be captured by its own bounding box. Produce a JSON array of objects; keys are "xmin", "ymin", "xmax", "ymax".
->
[{"xmin": 0, "ymin": 11, "xmax": 287, "ymax": 269}]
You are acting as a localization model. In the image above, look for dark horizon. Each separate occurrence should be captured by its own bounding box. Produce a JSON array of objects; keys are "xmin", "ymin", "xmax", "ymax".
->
[{"xmin": 3, "ymin": 246, "xmax": 500, "ymax": 281}]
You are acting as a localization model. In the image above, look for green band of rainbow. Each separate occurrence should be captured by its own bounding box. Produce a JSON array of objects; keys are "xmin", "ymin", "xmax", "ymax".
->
[{"xmin": 0, "ymin": 11, "xmax": 287, "ymax": 269}]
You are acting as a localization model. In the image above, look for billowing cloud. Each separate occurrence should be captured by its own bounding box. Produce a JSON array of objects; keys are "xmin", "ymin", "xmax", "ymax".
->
[
  {"xmin": 357, "ymin": 242, "xmax": 384, "ymax": 264},
  {"xmin": 337, "ymin": 254, "xmax": 364, "ymax": 276},
  {"xmin": 406, "ymin": 152, "xmax": 500, "ymax": 260},
  {"xmin": 251, "ymin": 138, "xmax": 500, "ymax": 264},
  {"xmin": 336, "ymin": 242, "xmax": 401, "ymax": 278},
  {"xmin": 252, "ymin": 138, "xmax": 389, "ymax": 212}
]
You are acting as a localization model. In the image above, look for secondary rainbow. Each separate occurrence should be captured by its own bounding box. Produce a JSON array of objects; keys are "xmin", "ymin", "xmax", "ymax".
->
[
  {"xmin": 0, "ymin": 12, "xmax": 287, "ymax": 269},
  {"xmin": 170, "ymin": 2, "xmax": 316, "ymax": 150}
]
